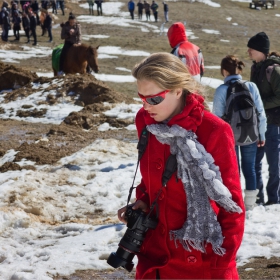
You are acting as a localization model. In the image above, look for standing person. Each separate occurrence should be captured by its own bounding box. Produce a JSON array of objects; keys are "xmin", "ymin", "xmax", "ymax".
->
[
  {"xmin": 57, "ymin": 0, "xmax": 65, "ymax": 15},
  {"xmin": 128, "ymin": 0, "xmax": 135, "ymax": 20},
  {"xmin": 95, "ymin": 0, "xmax": 102, "ymax": 16},
  {"xmin": 29, "ymin": 9, "xmax": 37, "ymax": 45},
  {"xmin": 117, "ymin": 52, "xmax": 245, "ymax": 279},
  {"xmin": 44, "ymin": 10, "xmax": 52, "ymax": 42},
  {"xmin": 58, "ymin": 14, "xmax": 81, "ymax": 75},
  {"xmin": 51, "ymin": 0, "xmax": 57, "ymax": 14},
  {"xmin": 150, "ymin": 0, "xmax": 158, "ymax": 22},
  {"xmin": 137, "ymin": 0, "xmax": 143, "ymax": 20},
  {"xmin": 247, "ymin": 32, "xmax": 280, "ymax": 205},
  {"xmin": 162, "ymin": 1, "xmax": 168, "ymax": 22},
  {"xmin": 167, "ymin": 22, "xmax": 204, "ymax": 82},
  {"xmin": 12, "ymin": 10, "xmax": 21, "ymax": 40},
  {"xmin": 87, "ymin": 0, "xmax": 94, "ymax": 15},
  {"xmin": 143, "ymin": 0, "xmax": 150, "ymax": 21},
  {"xmin": 22, "ymin": 11, "xmax": 30, "ymax": 43},
  {"xmin": 1, "ymin": 7, "xmax": 10, "ymax": 42},
  {"xmin": 213, "ymin": 55, "xmax": 267, "ymax": 210},
  {"xmin": 30, "ymin": 0, "xmax": 39, "ymax": 23}
]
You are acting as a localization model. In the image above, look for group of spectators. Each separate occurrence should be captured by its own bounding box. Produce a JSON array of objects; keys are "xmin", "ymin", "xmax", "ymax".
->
[
  {"xmin": 0, "ymin": 0, "xmax": 65, "ymax": 44},
  {"xmin": 128, "ymin": 0, "xmax": 169, "ymax": 22},
  {"xmin": 86, "ymin": 0, "xmax": 103, "ymax": 16}
]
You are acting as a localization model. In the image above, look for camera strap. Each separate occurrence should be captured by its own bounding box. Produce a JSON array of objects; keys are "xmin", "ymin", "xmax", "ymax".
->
[
  {"xmin": 126, "ymin": 126, "xmax": 178, "ymax": 221},
  {"xmin": 126, "ymin": 127, "xmax": 149, "ymax": 206}
]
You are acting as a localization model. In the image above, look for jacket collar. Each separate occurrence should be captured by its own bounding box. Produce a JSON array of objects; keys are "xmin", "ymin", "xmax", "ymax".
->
[{"xmin": 143, "ymin": 93, "xmax": 204, "ymax": 132}]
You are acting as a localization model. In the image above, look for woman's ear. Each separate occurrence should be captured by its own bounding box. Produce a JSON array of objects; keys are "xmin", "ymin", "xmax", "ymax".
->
[{"xmin": 175, "ymin": 88, "xmax": 183, "ymax": 99}]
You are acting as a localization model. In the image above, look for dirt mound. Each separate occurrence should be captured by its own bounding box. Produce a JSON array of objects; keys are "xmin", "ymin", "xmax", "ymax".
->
[{"xmin": 0, "ymin": 62, "xmax": 38, "ymax": 91}]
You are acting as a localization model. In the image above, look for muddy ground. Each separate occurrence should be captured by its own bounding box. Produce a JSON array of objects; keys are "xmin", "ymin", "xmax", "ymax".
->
[{"xmin": 1, "ymin": 0, "xmax": 280, "ymax": 278}]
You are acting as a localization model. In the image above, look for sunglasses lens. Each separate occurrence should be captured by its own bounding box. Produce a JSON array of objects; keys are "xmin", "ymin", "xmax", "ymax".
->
[{"xmin": 146, "ymin": 96, "xmax": 165, "ymax": 105}]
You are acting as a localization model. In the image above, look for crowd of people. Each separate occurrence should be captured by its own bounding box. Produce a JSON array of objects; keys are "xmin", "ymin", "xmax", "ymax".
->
[
  {"xmin": 0, "ymin": 0, "xmax": 65, "ymax": 44},
  {"xmin": 127, "ymin": 0, "xmax": 168, "ymax": 22}
]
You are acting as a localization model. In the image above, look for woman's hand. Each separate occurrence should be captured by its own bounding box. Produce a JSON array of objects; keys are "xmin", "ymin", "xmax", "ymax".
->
[
  {"xmin": 117, "ymin": 200, "xmax": 148, "ymax": 223},
  {"xmin": 257, "ymin": 140, "xmax": 265, "ymax": 147}
]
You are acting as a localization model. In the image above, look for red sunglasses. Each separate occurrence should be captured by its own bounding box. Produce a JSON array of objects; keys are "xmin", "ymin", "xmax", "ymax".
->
[{"xmin": 138, "ymin": 90, "xmax": 170, "ymax": 105}]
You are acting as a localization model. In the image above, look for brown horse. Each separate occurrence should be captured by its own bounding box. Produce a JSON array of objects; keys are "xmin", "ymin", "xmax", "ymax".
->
[{"xmin": 52, "ymin": 43, "xmax": 99, "ymax": 76}]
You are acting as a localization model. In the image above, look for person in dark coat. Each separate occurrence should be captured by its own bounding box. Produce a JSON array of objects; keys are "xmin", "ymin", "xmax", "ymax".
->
[
  {"xmin": 162, "ymin": 1, "xmax": 168, "ymax": 22},
  {"xmin": 29, "ymin": 9, "xmax": 37, "ymax": 45},
  {"xmin": 1, "ymin": 7, "xmax": 10, "ymax": 42},
  {"xmin": 247, "ymin": 32, "xmax": 280, "ymax": 205},
  {"xmin": 58, "ymin": 14, "xmax": 81, "ymax": 75},
  {"xmin": 30, "ymin": 0, "xmax": 39, "ymax": 24},
  {"xmin": 12, "ymin": 10, "xmax": 21, "ymax": 40},
  {"xmin": 150, "ymin": 0, "xmax": 158, "ymax": 22},
  {"xmin": 22, "ymin": 11, "xmax": 30, "ymax": 43},
  {"xmin": 94, "ymin": 0, "xmax": 102, "ymax": 16},
  {"xmin": 143, "ymin": 0, "xmax": 150, "ymax": 21},
  {"xmin": 137, "ymin": 0, "xmax": 143, "ymax": 19},
  {"xmin": 44, "ymin": 10, "xmax": 52, "ymax": 42}
]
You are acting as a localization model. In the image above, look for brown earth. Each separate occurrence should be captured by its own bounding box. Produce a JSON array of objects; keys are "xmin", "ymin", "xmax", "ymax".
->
[{"xmin": 1, "ymin": 0, "xmax": 280, "ymax": 279}]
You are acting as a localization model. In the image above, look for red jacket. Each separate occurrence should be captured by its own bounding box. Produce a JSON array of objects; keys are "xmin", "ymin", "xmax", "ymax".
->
[
  {"xmin": 135, "ymin": 94, "xmax": 245, "ymax": 279},
  {"xmin": 167, "ymin": 22, "xmax": 204, "ymax": 80}
]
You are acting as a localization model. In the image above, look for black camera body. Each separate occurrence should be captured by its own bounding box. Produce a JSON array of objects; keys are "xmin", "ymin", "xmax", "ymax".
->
[{"xmin": 107, "ymin": 205, "xmax": 158, "ymax": 272}]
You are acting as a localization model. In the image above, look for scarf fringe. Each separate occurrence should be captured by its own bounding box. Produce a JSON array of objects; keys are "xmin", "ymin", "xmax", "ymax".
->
[{"xmin": 170, "ymin": 232, "xmax": 226, "ymax": 256}]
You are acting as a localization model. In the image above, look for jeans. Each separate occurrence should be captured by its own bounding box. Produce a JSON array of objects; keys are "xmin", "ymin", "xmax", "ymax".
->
[
  {"xmin": 47, "ymin": 27, "xmax": 52, "ymax": 41},
  {"xmin": 235, "ymin": 143, "xmax": 257, "ymax": 191},
  {"xmin": 255, "ymin": 124, "xmax": 280, "ymax": 204}
]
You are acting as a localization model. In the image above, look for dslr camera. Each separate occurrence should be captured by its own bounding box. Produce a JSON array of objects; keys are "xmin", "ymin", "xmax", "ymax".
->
[{"xmin": 107, "ymin": 205, "xmax": 158, "ymax": 272}]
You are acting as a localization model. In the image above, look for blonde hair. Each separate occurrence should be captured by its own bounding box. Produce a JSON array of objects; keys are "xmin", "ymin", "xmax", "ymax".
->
[{"xmin": 132, "ymin": 52, "xmax": 206, "ymax": 99}]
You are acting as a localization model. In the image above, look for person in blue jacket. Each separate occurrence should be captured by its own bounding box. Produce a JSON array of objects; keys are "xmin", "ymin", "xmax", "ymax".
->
[
  {"xmin": 128, "ymin": 0, "xmax": 135, "ymax": 19},
  {"xmin": 213, "ymin": 55, "xmax": 267, "ymax": 211}
]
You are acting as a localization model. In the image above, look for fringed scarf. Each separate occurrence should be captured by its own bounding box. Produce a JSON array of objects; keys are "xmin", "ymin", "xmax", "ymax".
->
[{"xmin": 146, "ymin": 124, "xmax": 243, "ymax": 256}]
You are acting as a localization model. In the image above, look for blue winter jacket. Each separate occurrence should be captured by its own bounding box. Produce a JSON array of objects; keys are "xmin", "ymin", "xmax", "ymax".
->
[
  {"xmin": 213, "ymin": 74, "xmax": 267, "ymax": 141},
  {"xmin": 128, "ymin": 1, "xmax": 135, "ymax": 10}
]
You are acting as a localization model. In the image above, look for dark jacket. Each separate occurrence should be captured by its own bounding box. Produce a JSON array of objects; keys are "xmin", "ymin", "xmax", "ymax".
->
[
  {"xmin": 137, "ymin": 2, "xmax": 144, "ymax": 10},
  {"xmin": 44, "ymin": 14, "xmax": 52, "ymax": 28},
  {"xmin": 250, "ymin": 56, "xmax": 280, "ymax": 125},
  {"xmin": 29, "ymin": 14, "xmax": 37, "ymax": 29},
  {"xmin": 61, "ymin": 21, "xmax": 81, "ymax": 44},
  {"xmin": 22, "ymin": 15, "xmax": 30, "ymax": 29}
]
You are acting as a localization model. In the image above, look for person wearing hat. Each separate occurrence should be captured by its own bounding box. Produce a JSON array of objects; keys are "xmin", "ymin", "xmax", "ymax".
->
[
  {"xmin": 247, "ymin": 31, "xmax": 280, "ymax": 205},
  {"xmin": 167, "ymin": 22, "xmax": 204, "ymax": 82}
]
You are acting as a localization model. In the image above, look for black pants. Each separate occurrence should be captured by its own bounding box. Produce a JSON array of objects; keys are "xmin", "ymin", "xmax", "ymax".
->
[
  {"xmin": 59, "ymin": 41, "xmax": 73, "ymax": 71},
  {"xmin": 153, "ymin": 11, "xmax": 158, "ymax": 22},
  {"xmin": 97, "ymin": 3, "xmax": 102, "ymax": 15},
  {"xmin": 30, "ymin": 27, "xmax": 37, "ymax": 44},
  {"xmin": 129, "ymin": 9, "xmax": 134, "ymax": 19},
  {"xmin": 138, "ymin": 10, "xmax": 142, "ymax": 19},
  {"xmin": 24, "ymin": 28, "xmax": 30, "ymax": 42},
  {"xmin": 13, "ymin": 27, "xmax": 20, "ymax": 40}
]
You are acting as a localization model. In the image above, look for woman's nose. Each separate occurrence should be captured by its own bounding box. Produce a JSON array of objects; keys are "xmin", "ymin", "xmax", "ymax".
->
[{"xmin": 143, "ymin": 101, "xmax": 151, "ymax": 110}]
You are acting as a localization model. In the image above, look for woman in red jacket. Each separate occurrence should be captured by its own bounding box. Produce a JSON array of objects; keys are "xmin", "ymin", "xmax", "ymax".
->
[{"xmin": 118, "ymin": 53, "xmax": 245, "ymax": 280}]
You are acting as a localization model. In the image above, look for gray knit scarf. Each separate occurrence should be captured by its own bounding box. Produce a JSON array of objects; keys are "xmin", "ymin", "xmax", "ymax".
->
[{"xmin": 146, "ymin": 124, "xmax": 242, "ymax": 256}]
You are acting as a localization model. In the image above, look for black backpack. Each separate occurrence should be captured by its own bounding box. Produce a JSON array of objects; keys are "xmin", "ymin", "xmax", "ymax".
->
[{"xmin": 222, "ymin": 80, "xmax": 259, "ymax": 146}]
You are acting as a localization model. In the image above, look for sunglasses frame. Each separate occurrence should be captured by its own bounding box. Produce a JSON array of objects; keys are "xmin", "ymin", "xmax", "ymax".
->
[{"xmin": 138, "ymin": 90, "xmax": 170, "ymax": 105}]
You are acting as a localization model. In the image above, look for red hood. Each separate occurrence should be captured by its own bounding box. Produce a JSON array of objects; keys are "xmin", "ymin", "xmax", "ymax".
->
[
  {"xmin": 143, "ymin": 93, "xmax": 205, "ymax": 132},
  {"xmin": 167, "ymin": 22, "xmax": 188, "ymax": 48}
]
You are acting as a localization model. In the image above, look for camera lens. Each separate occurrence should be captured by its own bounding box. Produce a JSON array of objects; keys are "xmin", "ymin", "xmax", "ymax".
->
[{"xmin": 107, "ymin": 247, "xmax": 134, "ymax": 272}]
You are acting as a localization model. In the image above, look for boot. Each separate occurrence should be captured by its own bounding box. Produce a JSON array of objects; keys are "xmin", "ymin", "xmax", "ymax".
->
[{"xmin": 244, "ymin": 189, "xmax": 259, "ymax": 211}]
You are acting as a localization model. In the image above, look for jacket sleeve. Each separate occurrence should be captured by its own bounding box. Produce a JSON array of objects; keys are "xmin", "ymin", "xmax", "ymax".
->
[
  {"xmin": 247, "ymin": 82, "xmax": 267, "ymax": 141},
  {"xmin": 263, "ymin": 66, "xmax": 280, "ymax": 109},
  {"xmin": 205, "ymin": 121, "xmax": 245, "ymax": 279},
  {"xmin": 61, "ymin": 25, "xmax": 69, "ymax": 40},
  {"xmin": 212, "ymin": 84, "xmax": 227, "ymax": 118}
]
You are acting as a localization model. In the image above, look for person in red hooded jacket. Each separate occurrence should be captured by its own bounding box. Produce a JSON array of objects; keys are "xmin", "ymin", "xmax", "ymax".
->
[
  {"xmin": 117, "ymin": 52, "xmax": 245, "ymax": 280},
  {"xmin": 167, "ymin": 22, "xmax": 204, "ymax": 82}
]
